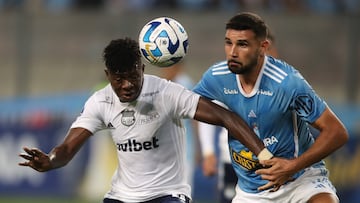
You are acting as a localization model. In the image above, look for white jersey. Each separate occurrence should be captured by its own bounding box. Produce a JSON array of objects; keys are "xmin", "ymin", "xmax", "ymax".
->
[{"xmin": 71, "ymin": 74, "xmax": 200, "ymax": 202}]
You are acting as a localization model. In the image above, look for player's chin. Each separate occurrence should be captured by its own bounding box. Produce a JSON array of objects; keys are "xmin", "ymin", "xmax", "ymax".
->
[
  {"xmin": 228, "ymin": 65, "xmax": 248, "ymax": 75},
  {"xmin": 119, "ymin": 94, "xmax": 137, "ymax": 103},
  {"xmin": 228, "ymin": 66, "xmax": 242, "ymax": 74},
  {"xmin": 119, "ymin": 98, "xmax": 135, "ymax": 103}
]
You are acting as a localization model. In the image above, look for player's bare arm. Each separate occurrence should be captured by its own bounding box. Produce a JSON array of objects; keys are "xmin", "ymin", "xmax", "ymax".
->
[
  {"xmin": 194, "ymin": 97, "xmax": 272, "ymax": 159},
  {"xmin": 256, "ymin": 107, "xmax": 348, "ymax": 191},
  {"xmin": 19, "ymin": 127, "xmax": 92, "ymax": 172}
]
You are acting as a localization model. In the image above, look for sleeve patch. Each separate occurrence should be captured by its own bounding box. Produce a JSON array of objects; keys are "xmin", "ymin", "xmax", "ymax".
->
[{"xmin": 294, "ymin": 94, "xmax": 314, "ymax": 117}]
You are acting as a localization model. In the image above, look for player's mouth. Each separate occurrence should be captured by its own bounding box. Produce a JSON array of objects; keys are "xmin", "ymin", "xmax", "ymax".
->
[
  {"xmin": 119, "ymin": 92, "xmax": 136, "ymax": 102},
  {"xmin": 228, "ymin": 60, "xmax": 241, "ymax": 67}
]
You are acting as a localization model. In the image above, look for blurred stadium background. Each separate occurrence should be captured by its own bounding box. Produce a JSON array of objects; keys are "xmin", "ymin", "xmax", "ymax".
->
[{"xmin": 0, "ymin": 0, "xmax": 359, "ymax": 203}]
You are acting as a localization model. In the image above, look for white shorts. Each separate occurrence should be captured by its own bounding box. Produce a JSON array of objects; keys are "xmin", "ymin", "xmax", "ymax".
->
[{"xmin": 232, "ymin": 167, "xmax": 338, "ymax": 203}]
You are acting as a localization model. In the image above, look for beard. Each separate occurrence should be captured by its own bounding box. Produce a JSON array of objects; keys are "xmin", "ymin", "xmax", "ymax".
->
[{"xmin": 227, "ymin": 50, "xmax": 261, "ymax": 75}]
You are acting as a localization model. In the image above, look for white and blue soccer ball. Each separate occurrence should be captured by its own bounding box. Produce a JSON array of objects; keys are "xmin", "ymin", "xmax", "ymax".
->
[{"xmin": 139, "ymin": 17, "xmax": 189, "ymax": 67}]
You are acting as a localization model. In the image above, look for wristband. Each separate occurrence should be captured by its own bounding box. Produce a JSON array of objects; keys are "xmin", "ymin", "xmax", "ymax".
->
[
  {"xmin": 49, "ymin": 153, "xmax": 56, "ymax": 162},
  {"xmin": 258, "ymin": 148, "xmax": 273, "ymax": 161}
]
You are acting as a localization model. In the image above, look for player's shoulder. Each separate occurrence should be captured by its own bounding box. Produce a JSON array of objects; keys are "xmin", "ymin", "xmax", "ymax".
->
[
  {"xmin": 143, "ymin": 74, "xmax": 187, "ymax": 98},
  {"xmin": 144, "ymin": 74, "xmax": 169, "ymax": 85},
  {"xmin": 208, "ymin": 60, "xmax": 231, "ymax": 76},
  {"xmin": 200, "ymin": 60, "xmax": 233, "ymax": 84},
  {"xmin": 264, "ymin": 56, "xmax": 303, "ymax": 85},
  {"xmin": 91, "ymin": 84, "xmax": 114, "ymax": 104},
  {"xmin": 144, "ymin": 74, "xmax": 162, "ymax": 81},
  {"xmin": 143, "ymin": 74, "xmax": 176, "ymax": 90}
]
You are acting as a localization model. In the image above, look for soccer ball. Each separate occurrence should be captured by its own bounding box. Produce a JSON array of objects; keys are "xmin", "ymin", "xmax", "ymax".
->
[{"xmin": 139, "ymin": 17, "xmax": 189, "ymax": 67}]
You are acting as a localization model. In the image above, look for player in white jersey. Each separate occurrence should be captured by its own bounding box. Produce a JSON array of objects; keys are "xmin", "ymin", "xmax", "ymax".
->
[
  {"xmin": 193, "ymin": 12, "xmax": 348, "ymax": 203},
  {"xmin": 18, "ymin": 38, "xmax": 273, "ymax": 203}
]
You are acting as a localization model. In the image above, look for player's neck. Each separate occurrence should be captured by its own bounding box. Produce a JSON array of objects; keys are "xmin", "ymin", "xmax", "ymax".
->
[{"xmin": 238, "ymin": 57, "xmax": 264, "ymax": 94}]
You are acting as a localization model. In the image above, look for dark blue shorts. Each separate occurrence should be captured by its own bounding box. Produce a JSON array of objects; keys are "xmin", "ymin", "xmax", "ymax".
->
[{"xmin": 103, "ymin": 194, "xmax": 191, "ymax": 203}]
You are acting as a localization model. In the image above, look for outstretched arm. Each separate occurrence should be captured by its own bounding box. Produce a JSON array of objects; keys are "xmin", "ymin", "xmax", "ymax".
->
[
  {"xmin": 194, "ymin": 97, "xmax": 272, "ymax": 160},
  {"xmin": 19, "ymin": 127, "xmax": 92, "ymax": 172}
]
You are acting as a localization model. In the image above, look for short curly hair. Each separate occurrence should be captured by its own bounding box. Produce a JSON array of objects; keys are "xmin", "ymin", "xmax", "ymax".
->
[{"xmin": 103, "ymin": 37, "xmax": 141, "ymax": 73}]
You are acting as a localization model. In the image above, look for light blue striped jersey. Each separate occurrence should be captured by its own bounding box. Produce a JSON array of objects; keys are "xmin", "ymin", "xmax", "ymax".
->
[{"xmin": 193, "ymin": 56, "xmax": 328, "ymax": 193}]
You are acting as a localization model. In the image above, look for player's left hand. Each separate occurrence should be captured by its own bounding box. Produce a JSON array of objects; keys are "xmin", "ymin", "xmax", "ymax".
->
[{"xmin": 255, "ymin": 157, "xmax": 296, "ymax": 192}]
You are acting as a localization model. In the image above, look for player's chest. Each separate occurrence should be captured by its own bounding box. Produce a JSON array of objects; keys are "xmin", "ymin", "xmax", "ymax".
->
[
  {"xmin": 225, "ymin": 91, "xmax": 286, "ymax": 126},
  {"xmin": 107, "ymin": 103, "xmax": 166, "ymax": 141}
]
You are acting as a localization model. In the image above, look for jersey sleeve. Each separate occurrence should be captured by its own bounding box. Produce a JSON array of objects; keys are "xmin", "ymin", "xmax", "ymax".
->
[
  {"xmin": 70, "ymin": 92, "xmax": 105, "ymax": 133},
  {"xmin": 163, "ymin": 81, "xmax": 200, "ymax": 119},
  {"xmin": 198, "ymin": 121, "xmax": 216, "ymax": 157},
  {"xmin": 285, "ymin": 70, "xmax": 327, "ymax": 123},
  {"xmin": 192, "ymin": 68, "xmax": 220, "ymax": 101}
]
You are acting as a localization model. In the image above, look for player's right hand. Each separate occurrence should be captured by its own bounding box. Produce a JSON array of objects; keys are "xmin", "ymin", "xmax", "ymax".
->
[
  {"xmin": 19, "ymin": 147, "xmax": 52, "ymax": 172},
  {"xmin": 255, "ymin": 157, "xmax": 296, "ymax": 191}
]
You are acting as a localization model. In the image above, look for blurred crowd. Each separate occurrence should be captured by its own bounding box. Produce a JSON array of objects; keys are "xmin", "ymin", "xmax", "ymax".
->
[{"xmin": 0, "ymin": 0, "xmax": 359, "ymax": 14}]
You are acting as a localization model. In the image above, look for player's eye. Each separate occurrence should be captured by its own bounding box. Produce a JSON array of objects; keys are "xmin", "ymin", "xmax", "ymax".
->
[
  {"xmin": 237, "ymin": 41, "xmax": 248, "ymax": 47},
  {"xmin": 225, "ymin": 40, "xmax": 232, "ymax": 45}
]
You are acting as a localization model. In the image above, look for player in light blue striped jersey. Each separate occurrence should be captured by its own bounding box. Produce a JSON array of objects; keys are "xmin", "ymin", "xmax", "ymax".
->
[{"xmin": 193, "ymin": 12, "xmax": 348, "ymax": 203}]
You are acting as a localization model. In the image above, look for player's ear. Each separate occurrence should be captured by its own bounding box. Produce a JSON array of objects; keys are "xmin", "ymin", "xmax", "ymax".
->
[
  {"xmin": 104, "ymin": 69, "xmax": 110, "ymax": 78},
  {"xmin": 260, "ymin": 40, "xmax": 270, "ymax": 56}
]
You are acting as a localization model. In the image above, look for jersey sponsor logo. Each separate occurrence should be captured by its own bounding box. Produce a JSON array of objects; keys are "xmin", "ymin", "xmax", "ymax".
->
[
  {"xmin": 223, "ymin": 88, "xmax": 239, "ymax": 95},
  {"xmin": 139, "ymin": 111, "xmax": 160, "ymax": 125},
  {"xmin": 257, "ymin": 89, "xmax": 273, "ymax": 96},
  {"xmin": 231, "ymin": 149, "xmax": 261, "ymax": 171},
  {"xmin": 116, "ymin": 136, "xmax": 159, "ymax": 152},
  {"xmin": 142, "ymin": 90, "xmax": 160, "ymax": 97},
  {"xmin": 263, "ymin": 136, "xmax": 278, "ymax": 147},
  {"xmin": 121, "ymin": 109, "xmax": 135, "ymax": 126}
]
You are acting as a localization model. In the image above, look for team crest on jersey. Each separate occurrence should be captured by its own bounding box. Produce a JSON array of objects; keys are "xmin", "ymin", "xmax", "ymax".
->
[
  {"xmin": 121, "ymin": 109, "xmax": 136, "ymax": 126},
  {"xmin": 231, "ymin": 149, "xmax": 261, "ymax": 171}
]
